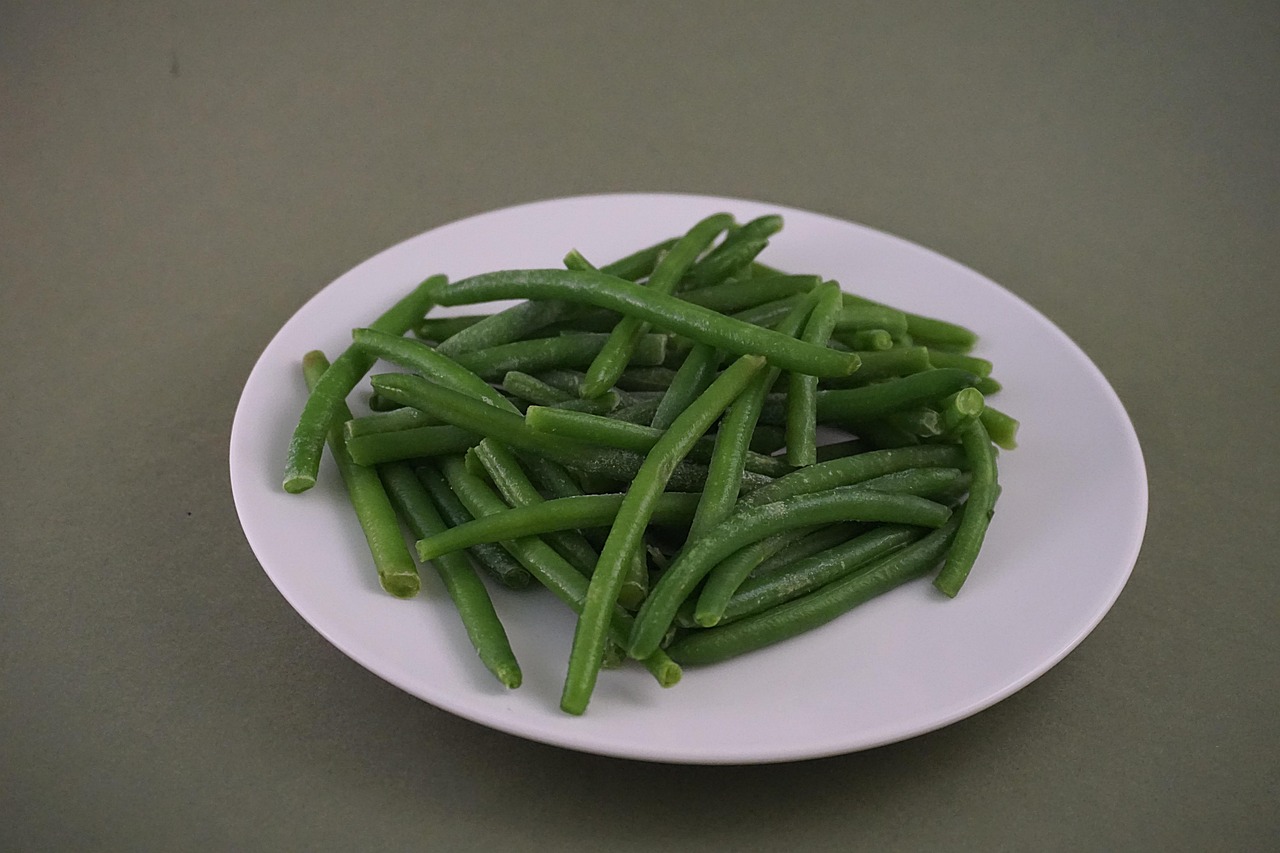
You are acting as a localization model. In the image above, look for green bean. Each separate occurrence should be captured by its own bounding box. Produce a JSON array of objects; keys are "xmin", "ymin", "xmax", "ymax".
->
[
  {"xmin": 366, "ymin": 391, "xmax": 404, "ymax": 412},
  {"xmin": 502, "ymin": 371, "xmax": 619, "ymax": 414},
  {"xmin": 833, "ymin": 304, "xmax": 910, "ymax": 337},
  {"xmin": 819, "ymin": 347, "xmax": 932, "ymax": 386},
  {"xmin": 667, "ymin": 516, "xmax": 961, "ymax": 665},
  {"xmin": 467, "ymin": 440, "xmax": 602, "ymax": 579},
  {"xmin": 523, "ymin": 406, "xmax": 792, "ymax": 477},
  {"xmin": 608, "ymin": 397, "xmax": 664, "ymax": 426},
  {"xmin": 351, "ymin": 327, "xmax": 518, "ymax": 413},
  {"xmin": 561, "ymin": 354, "xmax": 766, "ymax": 715},
  {"xmin": 452, "ymin": 332, "xmax": 668, "ymax": 382},
  {"xmin": 345, "ymin": 424, "xmax": 480, "ymax": 465},
  {"xmin": 414, "ymin": 314, "xmax": 485, "ymax": 343},
  {"xmin": 974, "ymin": 376, "xmax": 1002, "ymax": 396},
  {"xmin": 938, "ymin": 387, "xmax": 986, "ymax": 438},
  {"xmin": 520, "ymin": 454, "xmax": 585, "ymax": 498},
  {"xmin": 427, "ymin": 269, "xmax": 861, "ymax": 378},
  {"xmin": 564, "ymin": 236, "xmax": 677, "ymax": 282},
  {"xmin": 927, "ymin": 348, "xmax": 993, "ymax": 377},
  {"xmin": 884, "ymin": 407, "xmax": 944, "ymax": 440},
  {"xmin": 371, "ymin": 372, "xmax": 747, "ymax": 492},
  {"xmin": 615, "ymin": 367, "xmax": 680, "ymax": 392},
  {"xmin": 683, "ymin": 214, "xmax": 783, "ymax": 289},
  {"xmin": 434, "ymin": 299, "xmax": 581, "ymax": 358},
  {"xmin": 814, "ymin": 437, "xmax": 869, "ymax": 461},
  {"xmin": 283, "ymin": 274, "xmax": 441, "ymax": 493},
  {"xmin": 300, "ymin": 351, "xmax": 420, "ymax": 597},
  {"xmin": 838, "ymin": 329, "xmax": 894, "ymax": 351},
  {"xmin": 678, "ymin": 275, "xmax": 821, "ymax": 314},
  {"xmin": 751, "ymin": 522, "xmax": 867, "ymax": 578},
  {"xmin": 630, "ymin": 486, "xmax": 952, "ymax": 657},
  {"xmin": 730, "ymin": 294, "xmax": 804, "ymax": 329},
  {"xmin": 414, "ymin": 463, "xmax": 532, "ymax": 589},
  {"xmin": 692, "ymin": 466, "xmax": 963, "ymax": 626},
  {"xmin": 760, "ymin": 368, "xmax": 981, "ymax": 426},
  {"xmin": 583, "ymin": 213, "xmax": 734, "ymax": 396},
  {"xmin": 841, "ymin": 293, "xmax": 978, "ymax": 351},
  {"xmin": 748, "ymin": 424, "xmax": 788, "ymax": 455},
  {"xmin": 379, "ymin": 462, "xmax": 521, "ymax": 687},
  {"xmin": 707, "ymin": 524, "xmax": 924, "ymax": 626},
  {"xmin": 687, "ymin": 293, "xmax": 820, "ymax": 540},
  {"xmin": 980, "ymin": 405, "xmax": 1019, "ymax": 450},
  {"xmin": 787, "ymin": 281, "xmax": 844, "ymax": 466},
  {"xmin": 741, "ymin": 444, "xmax": 967, "ymax": 508},
  {"xmin": 344, "ymin": 407, "xmax": 441, "ymax": 438},
  {"xmin": 650, "ymin": 344, "xmax": 721, "ymax": 430},
  {"xmin": 438, "ymin": 457, "xmax": 681, "ymax": 687},
  {"xmin": 933, "ymin": 419, "xmax": 999, "ymax": 597}
]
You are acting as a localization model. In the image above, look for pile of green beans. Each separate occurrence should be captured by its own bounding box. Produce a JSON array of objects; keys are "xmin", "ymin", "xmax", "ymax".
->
[{"xmin": 282, "ymin": 213, "xmax": 1017, "ymax": 714}]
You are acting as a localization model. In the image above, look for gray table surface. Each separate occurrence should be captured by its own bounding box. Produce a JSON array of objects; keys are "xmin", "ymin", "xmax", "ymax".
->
[{"xmin": 4, "ymin": 2, "xmax": 1276, "ymax": 851}]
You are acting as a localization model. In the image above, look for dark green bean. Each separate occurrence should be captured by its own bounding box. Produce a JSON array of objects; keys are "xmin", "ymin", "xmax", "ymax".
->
[
  {"xmin": 345, "ymin": 424, "xmax": 480, "ymax": 465},
  {"xmin": 426, "ymin": 269, "xmax": 862, "ymax": 378},
  {"xmin": 502, "ymin": 371, "xmax": 619, "ymax": 414},
  {"xmin": 933, "ymin": 419, "xmax": 999, "ymax": 597},
  {"xmin": 683, "ymin": 214, "xmax": 783, "ymax": 289},
  {"xmin": 629, "ymin": 486, "xmax": 953, "ymax": 658},
  {"xmin": 650, "ymin": 343, "xmax": 720, "ymax": 430},
  {"xmin": 414, "ymin": 314, "xmax": 486, "ymax": 343},
  {"xmin": 667, "ymin": 516, "xmax": 960, "ymax": 665},
  {"xmin": 583, "ymin": 213, "xmax": 734, "ymax": 396},
  {"xmin": 678, "ymin": 275, "xmax": 821, "ymax": 314},
  {"xmin": 351, "ymin": 327, "xmax": 518, "ymax": 413},
  {"xmin": 379, "ymin": 461, "xmax": 521, "ymax": 687},
  {"xmin": 283, "ymin": 274, "xmax": 441, "ymax": 493},
  {"xmin": 730, "ymin": 294, "xmax": 804, "ymax": 329},
  {"xmin": 741, "ymin": 444, "xmax": 967, "ymax": 508},
  {"xmin": 561, "ymin": 355, "xmax": 766, "ymax": 715},
  {"xmin": 614, "ymin": 367, "xmax": 680, "ymax": 392},
  {"xmin": 438, "ymin": 457, "xmax": 681, "ymax": 687},
  {"xmin": 414, "ymin": 463, "xmax": 532, "ymax": 589},
  {"xmin": 706, "ymin": 524, "xmax": 924, "ymax": 626},
  {"xmin": 452, "ymin": 332, "xmax": 668, "ymax": 382},
  {"xmin": 300, "ymin": 351, "xmax": 420, "ymax": 597},
  {"xmin": 344, "ymin": 406, "xmax": 441, "ymax": 437},
  {"xmin": 787, "ymin": 281, "xmax": 843, "ymax": 466},
  {"xmin": 760, "ymin": 368, "xmax": 981, "ymax": 426}
]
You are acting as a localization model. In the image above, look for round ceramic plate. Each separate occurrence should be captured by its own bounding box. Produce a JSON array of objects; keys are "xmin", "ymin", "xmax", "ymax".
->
[{"xmin": 230, "ymin": 193, "xmax": 1147, "ymax": 764}]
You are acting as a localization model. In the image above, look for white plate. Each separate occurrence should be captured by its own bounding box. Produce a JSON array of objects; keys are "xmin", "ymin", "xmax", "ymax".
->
[{"xmin": 230, "ymin": 193, "xmax": 1147, "ymax": 763}]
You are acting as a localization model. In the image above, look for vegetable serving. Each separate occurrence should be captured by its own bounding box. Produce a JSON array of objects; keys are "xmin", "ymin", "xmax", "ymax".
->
[{"xmin": 281, "ymin": 213, "xmax": 1017, "ymax": 714}]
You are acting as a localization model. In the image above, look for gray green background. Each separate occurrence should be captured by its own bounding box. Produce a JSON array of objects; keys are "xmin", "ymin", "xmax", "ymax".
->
[{"xmin": 3, "ymin": 2, "xmax": 1276, "ymax": 851}]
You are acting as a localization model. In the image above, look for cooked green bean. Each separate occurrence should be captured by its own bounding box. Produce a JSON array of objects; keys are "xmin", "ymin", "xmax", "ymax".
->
[
  {"xmin": 345, "ymin": 424, "xmax": 480, "ymax": 465},
  {"xmin": 933, "ymin": 419, "xmax": 999, "ymax": 597},
  {"xmin": 467, "ymin": 440, "xmax": 601, "ymax": 579},
  {"xmin": 502, "ymin": 371, "xmax": 619, "ymax": 414},
  {"xmin": 583, "ymin": 213, "xmax": 734, "ymax": 396},
  {"xmin": 688, "ymin": 293, "xmax": 820, "ymax": 540},
  {"xmin": 730, "ymin": 294, "xmax": 805, "ymax": 329},
  {"xmin": 561, "ymin": 354, "xmax": 766, "ymax": 715},
  {"xmin": 938, "ymin": 387, "xmax": 986, "ymax": 437},
  {"xmin": 840, "ymin": 293, "xmax": 978, "ymax": 351},
  {"xmin": 667, "ymin": 516, "xmax": 961, "ymax": 665},
  {"xmin": 366, "ymin": 391, "xmax": 404, "ymax": 412},
  {"xmin": 980, "ymin": 405, "xmax": 1019, "ymax": 450},
  {"xmin": 608, "ymin": 397, "xmax": 664, "ymax": 426},
  {"xmin": 707, "ymin": 524, "xmax": 924, "ymax": 626},
  {"xmin": 452, "ymin": 332, "xmax": 667, "ymax": 382},
  {"xmin": 300, "ymin": 351, "xmax": 420, "ymax": 597},
  {"xmin": 820, "ymin": 346, "xmax": 932, "ymax": 386},
  {"xmin": 414, "ymin": 463, "xmax": 532, "ymax": 589},
  {"xmin": 523, "ymin": 405, "xmax": 792, "ymax": 477},
  {"xmin": 615, "ymin": 367, "xmax": 680, "ymax": 392},
  {"xmin": 683, "ymin": 214, "xmax": 783, "ymax": 289},
  {"xmin": 678, "ymin": 275, "xmax": 821, "ymax": 314},
  {"xmin": 761, "ymin": 368, "xmax": 981, "ymax": 426},
  {"xmin": 344, "ymin": 406, "xmax": 441, "ymax": 438},
  {"xmin": 352, "ymin": 327, "xmax": 518, "ymax": 413},
  {"xmin": 438, "ymin": 457, "xmax": 681, "ymax": 687},
  {"xmin": 787, "ymin": 281, "xmax": 844, "ymax": 466},
  {"xmin": 751, "ymin": 522, "xmax": 867, "ymax": 578},
  {"xmin": 379, "ymin": 461, "xmax": 521, "ymax": 687},
  {"xmin": 426, "ymin": 269, "xmax": 861, "ymax": 378},
  {"xmin": 414, "ymin": 314, "xmax": 486, "ymax": 343},
  {"xmin": 284, "ymin": 275, "xmax": 441, "ymax": 493},
  {"xmin": 629, "ymin": 486, "xmax": 952, "ymax": 658},
  {"xmin": 927, "ymin": 348, "xmax": 993, "ymax": 377},
  {"xmin": 838, "ymin": 328, "xmax": 894, "ymax": 351},
  {"xmin": 741, "ymin": 444, "xmax": 967, "ymax": 508},
  {"xmin": 650, "ymin": 343, "xmax": 720, "ymax": 430}
]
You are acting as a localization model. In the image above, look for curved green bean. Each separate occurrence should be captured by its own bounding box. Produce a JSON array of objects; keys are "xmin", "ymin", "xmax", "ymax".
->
[
  {"xmin": 426, "ymin": 269, "xmax": 861, "ymax": 378},
  {"xmin": 741, "ymin": 444, "xmax": 967, "ymax": 508},
  {"xmin": 679, "ymin": 275, "xmax": 821, "ymax": 314},
  {"xmin": 667, "ymin": 516, "xmax": 961, "ymax": 666},
  {"xmin": 583, "ymin": 213, "xmax": 734, "ymax": 396},
  {"xmin": 300, "ymin": 351, "xmax": 420, "ymax": 597},
  {"xmin": 283, "ymin": 274, "xmax": 441, "ymax": 493},
  {"xmin": 351, "ymin": 327, "xmax": 517, "ymax": 413},
  {"xmin": 414, "ymin": 463, "xmax": 532, "ymax": 589},
  {"xmin": 629, "ymin": 487, "xmax": 952, "ymax": 658},
  {"xmin": 561, "ymin": 354, "xmax": 766, "ymax": 715},
  {"xmin": 933, "ymin": 419, "xmax": 999, "ymax": 597}
]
